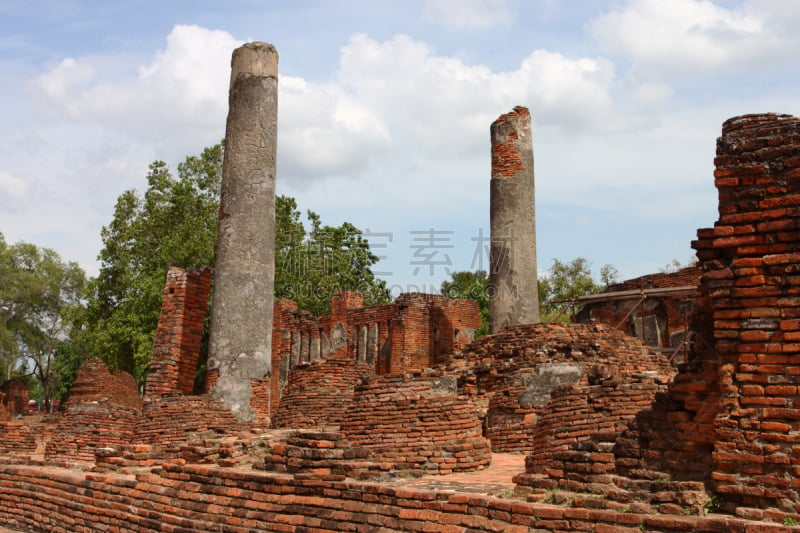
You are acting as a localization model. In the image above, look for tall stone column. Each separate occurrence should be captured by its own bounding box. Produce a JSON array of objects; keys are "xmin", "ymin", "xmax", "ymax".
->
[
  {"xmin": 207, "ymin": 42, "xmax": 278, "ymax": 422},
  {"xmin": 488, "ymin": 106, "xmax": 539, "ymax": 333}
]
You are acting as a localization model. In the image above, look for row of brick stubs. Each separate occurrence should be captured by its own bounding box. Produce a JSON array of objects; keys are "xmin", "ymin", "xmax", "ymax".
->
[
  {"xmin": 265, "ymin": 292, "xmax": 479, "ymax": 419},
  {"xmin": 340, "ymin": 370, "xmax": 492, "ymax": 475},
  {"xmin": 94, "ymin": 433, "xmax": 272, "ymax": 473},
  {"xmin": 271, "ymin": 355, "xmax": 375, "ymax": 429},
  {"xmin": 689, "ymin": 113, "xmax": 800, "ymax": 513},
  {"xmin": 146, "ymin": 267, "xmax": 213, "ymax": 399},
  {"xmin": 1, "ymin": 461, "xmax": 797, "ymax": 533}
]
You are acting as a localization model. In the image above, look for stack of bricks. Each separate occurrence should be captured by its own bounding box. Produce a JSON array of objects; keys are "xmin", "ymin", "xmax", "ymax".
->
[
  {"xmin": 483, "ymin": 375, "xmax": 539, "ymax": 453},
  {"xmin": 145, "ymin": 267, "xmax": 212, "ymax": 399},
  {"xmin": 136, "ymin": 395, "xmax": 243, "ymax": 445},
  {"xmin": 45, "ymin": 358, "xmax": 143, "ymax": 462},
  {"xmin": 0, "ymin": 421, "xmax": 36, "ymax": 454},
  {"xmin": 442, "ymin": 323, "xmax": 674, "ymax": 453},
  {"xmin": 261, "ymin": 430, "xmax": 391, "ymax": 480},
  {"xmin": 178, "ymin": 434, "xmax": 249, "ymax": 467},
  {"xmin": 689, "ymin": 113, "xmax": 800, "ymax": 512},
  {"xmin": 340, "ymin": 370, "xmax": 491, "ymax": 475},
  {"xmin": 93, "ymin": 444, "xmax": 179, "ymax": 473},
  {"xmin": 272, "ymin": 355, "xmax": 375, "ymax": 428},
  {"xmin": 0, "ymin": 391, "xmax": 7, "ymax": 421},
  {"xmin": 490, "ymin": 106, "xmax": 527, "ymax": 177},
  {"xmin": 61, "ymin": 357, "xmax": 143, "ymax": 410}
]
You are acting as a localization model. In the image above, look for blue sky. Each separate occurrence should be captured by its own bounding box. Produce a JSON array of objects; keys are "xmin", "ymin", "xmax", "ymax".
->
[{"xmin": 0, "ymin": 0, "xmax": 798, "ymax": 295}]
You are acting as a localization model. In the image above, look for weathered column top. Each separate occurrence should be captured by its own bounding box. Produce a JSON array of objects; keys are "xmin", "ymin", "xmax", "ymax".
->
[{"xmin": 230, "ymin": 41, "xmax": 279, "ymax": 86}]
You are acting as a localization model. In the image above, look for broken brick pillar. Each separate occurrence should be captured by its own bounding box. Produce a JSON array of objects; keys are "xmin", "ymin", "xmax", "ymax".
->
[
  {"xmin": 488, "ymin": 106, "xmax": 540, "ymax": 333},
  {"xmin": 0, "ymin": 379, "xmax": 29, "ymax": 418},
  {"xmin": 145, "ymin": 267, "xmax": 212, "ymax": 399},
  {"xmin": 691, "ymin": 113, "xmax": 800, "ymax": 511},
  {"xmin": 207, "ymin": 42, "xmax": 279, "ymax": 422}
]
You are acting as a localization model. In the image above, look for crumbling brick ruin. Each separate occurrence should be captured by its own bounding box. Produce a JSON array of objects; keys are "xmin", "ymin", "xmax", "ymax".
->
[
  {"xmin": 443, "ymin": 323, "xmax": 674, "ymax": 455},
  {"xmin": 2, "ymin": 39, "xmax": 800, "ymax": 531},
  {"xmin": 576, "ymin": 267, "xmax": 702, "ymax": 364}
]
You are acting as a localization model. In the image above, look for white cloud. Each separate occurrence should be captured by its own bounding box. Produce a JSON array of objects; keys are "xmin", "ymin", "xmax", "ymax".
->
[
  {"xmin": 588, "ymin": 0, "xmax": 798, "ymax": 78},
  {"xmin": 0, "ymin": 171, "xmax": 29, "ymax": 208},
  {"xmin": 337, "ymin": 33, "xmax": 645, "ymax": 157},
  {"xmin": 277, "ymin": 76, "xmax": 391, "ymax": 185},
  {"xmin": 33, "ymin": 25, "xmax": 240, "ymax": 156},
  {"xmin": 422, "ymin": 0, "xmax": 515, "ymax": 30},
  {"xmin": 36, "ymin": 57, "xmax": 95, "ymax": 107},
  {"xmin": 14, "ymin": 22, "xmax": 769, "ymax": 283}
]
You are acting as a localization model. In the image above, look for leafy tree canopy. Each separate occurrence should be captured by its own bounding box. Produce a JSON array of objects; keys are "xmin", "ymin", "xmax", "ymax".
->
[
  {"xmin": 82, "ymin": 142, "xmax": 389, "ymax": 385},
  {"xmin": 443, "ymin": 258, "xmax": 619, "ymax": 329},
  {"xmin": 0, "ymin": 232, "xmax": 85, "ymax": 406},
  {"xmin": 539, "ymin": 257, "xmax": 618, "ymax": 322}
]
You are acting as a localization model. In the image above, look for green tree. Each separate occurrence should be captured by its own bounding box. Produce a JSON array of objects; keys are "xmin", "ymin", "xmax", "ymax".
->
[
  {"xmin": 84, "ymin": 143, "xmax": 389, "ymax": 386},
  {"xmin": 83, "ymin": 144, "xmax": 224, "ymax": 382},
  {"xmin": 440, "ymin": 270, "xmax": 489, "ymax": 338},
  {"xmin": 599, "ymin": 264, "xmax": 620, "ymax": 288},
  {"xmin": 0, "ymin": 233, "xmax": 86, "ymax": 408},
  {"xmin": 538, "ymin": 257, "xmax": 608, "ymax": 322},
  {"xmin": 277, "ymin": 210, "xmax": 389, "ymax": 315}
]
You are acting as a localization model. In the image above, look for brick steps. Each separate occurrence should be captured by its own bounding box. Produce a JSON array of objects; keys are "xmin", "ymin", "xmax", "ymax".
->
[{"xmin": 259, "ymin": 430, "xmax": 393, "ymax": 480}]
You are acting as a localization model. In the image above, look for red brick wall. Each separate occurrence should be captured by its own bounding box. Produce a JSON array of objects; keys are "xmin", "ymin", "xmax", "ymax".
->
[
  {"xmin": 135, "ymin": 395, "xmax": 243, "ymax": 445},
  {"xmin": 0, "ymin": 422, "xmax": 36, "ymax": 454},
  {"xmin": 512, "ymin": 113, "xmax": 800, "ymax": 517},
  {"xmin": 2, "ymin": 460, "xmax": 796, "ymax": 532},
  {"xmin": 263, "ymin": 292, "xmax": 479, "ymax": 421},
  {"xmin": 690, "ymin": 113, "xmax": 800, "ymax": 511},
  {"xmin": 146, "ymin": 267, "xmax": 212, "ymax": 399}
]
